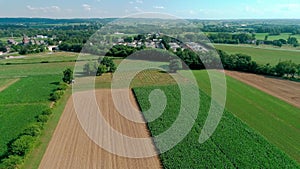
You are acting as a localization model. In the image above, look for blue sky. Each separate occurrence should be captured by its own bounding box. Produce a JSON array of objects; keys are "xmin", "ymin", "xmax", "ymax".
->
[{"xmin": 0, "ymin": 0, "xmax": 300, "ymax": 19}]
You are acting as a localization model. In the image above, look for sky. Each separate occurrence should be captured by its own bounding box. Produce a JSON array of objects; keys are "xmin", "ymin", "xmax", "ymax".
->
[{"xmin": 0, "ymin": 0, "xmax": 300, "ymax": 19}]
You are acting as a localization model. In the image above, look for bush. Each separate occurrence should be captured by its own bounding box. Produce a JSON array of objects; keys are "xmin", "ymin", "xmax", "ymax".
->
[
  {"xmin": 56, "ymin": 83, "xmax": 68, "ymax": 91},
  {"xmin": 36, "ymin": 115, "xmax": 49, "ymax": 123},
  {"xmin": 1, "ymin": 155, "xmax": 23, "ymax": 169},
  {"xmin": 96, "ymin": 64, "xmax": 107, "ymax": 76},
  {"xmin": 11, "ymin": 136, "xmax": 35, "ymax": 156},
  {"xmin": 22, "ymin": 124, "xmax": 42, "ymax": 137},
  {"xmin": 42, "ymin": 109, "xmax": 53, "ymax": 116},
  {"xmin": 50, "ymin": 90, "xmax": 65, "ymax": 101}
]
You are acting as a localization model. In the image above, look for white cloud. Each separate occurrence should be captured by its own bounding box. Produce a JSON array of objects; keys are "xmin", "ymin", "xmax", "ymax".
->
[
  {"xmin": 26, "ymin": 5, "xmax": 61, "ymax": 13},
  {"xmin": 82, "ymin": 4, "xmax": 92, "ymax": 11},
  {"xmin": 136, "ymin": 0, "xmax": 143, "ymax": 4},
  {"xmin": 153, "ymin": 6, "xmax": 165, "ymax": 9}
]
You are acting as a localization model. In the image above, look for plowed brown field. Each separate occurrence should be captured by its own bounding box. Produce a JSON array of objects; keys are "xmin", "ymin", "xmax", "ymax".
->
[{"xmin": 39, "ymin": 89, "xmax": 162, "ymax": 169}]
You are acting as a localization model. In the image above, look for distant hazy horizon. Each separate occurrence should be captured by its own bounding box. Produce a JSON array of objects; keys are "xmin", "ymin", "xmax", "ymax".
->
[{"xmin": 0, "ymin": 17, "xmax": 300, "ymax": 21}]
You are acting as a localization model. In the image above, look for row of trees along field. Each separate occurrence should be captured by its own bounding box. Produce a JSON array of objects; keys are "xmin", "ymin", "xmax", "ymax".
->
[
  {"xmin": 207, "ymin": 33, "xmax": 299, "ymax": 47},
  {"xmin": 218, "ymin": 50, "xmax": 300, "ymax": 78},
  {"xmin": 104, "ymin": 44, "xmax": 300, "ymax": 79},
  {"xmin": 202, "ymin": 24, "xmax": 300, "ymax": 35}
]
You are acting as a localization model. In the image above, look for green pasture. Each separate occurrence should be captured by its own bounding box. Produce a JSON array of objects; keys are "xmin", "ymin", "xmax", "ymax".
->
[{"xmin": 214, "ymin": 44, "xmax": 300, "ymax": 65}]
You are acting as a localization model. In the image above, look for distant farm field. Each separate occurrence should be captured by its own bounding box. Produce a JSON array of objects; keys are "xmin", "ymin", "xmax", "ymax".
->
[
  {"xmin": 205, "ymin": 32, "xmax": 300, "ymax": 42},
  {"xmin": 134, "ymin": 85, "xmax": 299, "ymax": 168},
  {"xmin": 255, "ymin": 33, "xmax": 300, "ymax": 42},
  {"xmin": 0, "ymin": 52, "xmax": 100, "ymax": 65},
  {"xmin": 214, "ymin": 44, "xmax": 300, "ymax": 65},
  {"xmin": 183, "ymin": 70, "xmax": 300, "ymax": 162},
  {"xmin": 0, "ymin": 62, "xmax": 75, "ymax": 76}
]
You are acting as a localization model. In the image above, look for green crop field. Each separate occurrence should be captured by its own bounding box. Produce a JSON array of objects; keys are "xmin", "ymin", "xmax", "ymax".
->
[
  {"xmin": 0, "ymin": 75, "xmax": 61, "ymax": 104},
  {"xmin": 0, "ymin": 78, "xmax": 15, "ymax": 88},
  {"xmin": 214, "ymin": 44, "xmax": 300, "ymax": 65},
  {"xmin": 1, "ymin": 50, "xmax": 299, "ymax": 168},
  {"xmin": 180, "ymin": 70, "xmax": 300, "ymax": 163},
  {"xmin": 0, "ymin": 62, "xmax": 75, "ymax": 77},
  {"xmin": 134, "ymin": 85, "xmax": 299, "ymax": 168},
  {"xmin": 0, "ymin": 74, "xmax": 61, "ymax": 158},
  {"xmin": 0, "ymin": 52, "xmax": 101, "ymax": 65},
  {"xmin": 0, "ymin": 105, "xmax": 47, "ymax": 158},
  {"xmin": 255, "ymin": 33, "xmax": 300, "ymax": 42},
  {"xmin": 205, "ymin": 32, "xmax": 300, "ymax": 42},
  {"xmin": 0, "ymin": 53, "xmax": 78, "ymax": 165}
]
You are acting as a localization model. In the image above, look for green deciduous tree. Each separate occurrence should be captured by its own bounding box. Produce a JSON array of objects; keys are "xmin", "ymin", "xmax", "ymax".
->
[
  {"xmin": 62, "ymin": 68, "xmax": 73, "ymax": 84},
  {"xmin": 22, "ymin": 124, "xmax": 42, "ymax": 137},
  {"xmin": 99, "ymin": 57, "xmax": 116, "ymax": 72},
  {"xmin": 96, "ymin": 64, "xmax": 107, "ymax": 76},
  {"xmin": 11, "ymin": 135, "xmax": 35, "ymax": 156},
  {"xmin": 275, "ymin": 60, "xmax": 297, "ymax": 78},
  {"xmin": 1, "ymin": 155, "xmax": 23, "ymax": 169}
]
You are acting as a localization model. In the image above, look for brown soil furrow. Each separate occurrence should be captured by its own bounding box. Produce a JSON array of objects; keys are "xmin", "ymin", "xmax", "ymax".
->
[{"xmin": 39, "ymin": 89, "xmax": 162, "ymax": 169}]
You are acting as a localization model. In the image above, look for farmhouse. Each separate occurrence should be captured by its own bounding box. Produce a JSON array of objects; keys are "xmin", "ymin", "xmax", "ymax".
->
[
  {"xmin": 48, "ymin": 46, "xmax": 59, "ymax": 51},
  {"xmin": 22, "ymin": 36, "xmax": 30, "ymax": 44},
  {"xmin": 169, "ymin": 42, "xmax": 180, "ymax": 51},
  {"xmin": 7, "ymin": 39, "xmax": 17, "ymax": 45}
]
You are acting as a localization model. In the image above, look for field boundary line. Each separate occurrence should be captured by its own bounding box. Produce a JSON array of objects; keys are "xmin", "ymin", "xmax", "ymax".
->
[{"xmin": 0, "ymin": 78, "xmax": 20, "ymax": 92}]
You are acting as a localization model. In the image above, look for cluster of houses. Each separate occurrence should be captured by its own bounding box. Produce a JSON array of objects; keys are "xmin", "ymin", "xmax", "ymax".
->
[
  {"xmin": 7, "ymin": 35, "xmax": 57, "ymax": 46},
  {"xmin": 1, "ymin": 32, "xmax": 209, "ymax": 57},
  {"xmin": 114, "ymin": 33, "xmax": 209, "ymax": 53},
  {"xmin": 1, "ymin": 35, "xmax": 59, "ymax": 56}
]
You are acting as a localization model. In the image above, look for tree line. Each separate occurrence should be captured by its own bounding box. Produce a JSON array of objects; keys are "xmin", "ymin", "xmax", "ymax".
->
[
  {"xmin": 104, "ymin": 44, "xmax": 300, "ymax": 79},
  {"xmin": 218, "ymin": 50, "xmax": 300, "ymax": 78},
  {"xmin": 207, "ymin": 33, "xmax": 299, "ymax": 47}
]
